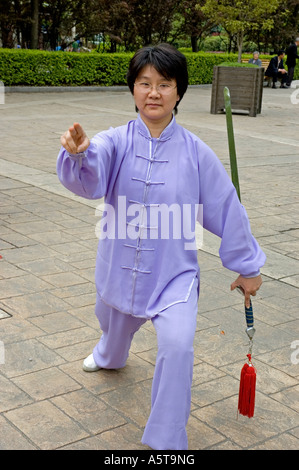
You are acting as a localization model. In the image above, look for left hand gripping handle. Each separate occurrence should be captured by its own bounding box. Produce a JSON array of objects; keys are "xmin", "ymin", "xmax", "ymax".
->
[
  {"xmin": 245, "ymin": 300, "xmax": 255, "ymax": 341},
  {"xmin": 245, "ymin": 300, "xmax": 254, "ymax": 329}
]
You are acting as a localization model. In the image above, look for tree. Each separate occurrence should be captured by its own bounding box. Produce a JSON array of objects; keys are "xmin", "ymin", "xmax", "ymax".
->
[
  {"xmin": 30, "ymin": 0, "xmax": 39, "ymax": 49},
  {"xmin": 42, "ymin": 0, "xmax": 75, "ymax": 50},
  {"xmin": 131, "ymin": 0, "xmax": 180, "ymax": 46},
  {"xmin": 0, "ymin": 0, "xmax": 18, "ymax": 47},
  {"xmin": 253, "ymin": 0, "xmax": 299, "ymax": 53},
  {"xmin": 200, "ymin": 0, "xmax": 283, "ymax": 61},
  {"xmin": 101, "ymin": 0, "xmax": 136, "ymax": 51},
  {"xmin": 71, "ymin": 0, "xmax": 137, "ymax": 52},
  {"xmin": 178, "ymin": 0, "xmax": 215, "ymax": 52}
]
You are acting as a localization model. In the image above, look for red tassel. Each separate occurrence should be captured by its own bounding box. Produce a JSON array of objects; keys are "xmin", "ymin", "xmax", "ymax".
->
[{"xmin": 238, "ymin": 354, "xmax": 256, "ymax": 418}]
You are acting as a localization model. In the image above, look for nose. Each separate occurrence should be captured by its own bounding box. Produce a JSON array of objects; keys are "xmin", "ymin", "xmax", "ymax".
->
[{"xmin": 148, "ymin": 85, "xmax": 161, "ymax": 96}]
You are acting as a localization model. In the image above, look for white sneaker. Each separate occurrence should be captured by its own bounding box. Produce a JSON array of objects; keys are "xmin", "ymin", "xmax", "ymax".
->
[{"xmin": 83, "ymin": 353, "xmax": 101, "ymax": 372}]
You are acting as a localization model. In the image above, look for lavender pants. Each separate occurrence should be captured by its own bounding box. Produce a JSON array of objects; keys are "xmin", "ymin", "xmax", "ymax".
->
[{"xmin": 93, "ymin": 279, "xmax": 199, "ymax": 450}]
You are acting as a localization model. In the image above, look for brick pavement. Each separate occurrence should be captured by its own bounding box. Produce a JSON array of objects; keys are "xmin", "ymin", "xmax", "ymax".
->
[{"xmin": 0, "ymin": 85, "xmax": 298, "ymax": 450}]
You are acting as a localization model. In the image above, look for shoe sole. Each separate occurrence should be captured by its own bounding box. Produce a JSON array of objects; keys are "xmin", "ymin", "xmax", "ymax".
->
[{"xmin": 82, "ymin": 365, "xmax": 101, "ymax": 372}]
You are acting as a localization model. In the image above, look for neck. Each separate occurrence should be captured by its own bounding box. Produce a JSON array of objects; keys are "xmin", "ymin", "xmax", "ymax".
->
[{"xmin": 141, "ymin": 115, "xmax": 173, "ymax": 138}]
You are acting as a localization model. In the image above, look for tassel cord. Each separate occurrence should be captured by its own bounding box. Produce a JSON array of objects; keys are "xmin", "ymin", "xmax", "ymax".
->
[{"xmin": 238, "ymin": 353, "xmax": 256, "ymax": 418}]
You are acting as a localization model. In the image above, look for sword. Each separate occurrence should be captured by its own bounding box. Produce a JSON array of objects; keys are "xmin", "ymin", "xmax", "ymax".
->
[{"xmin": 223, "ymin": 86, "xmax": 255, "ymax": 343}]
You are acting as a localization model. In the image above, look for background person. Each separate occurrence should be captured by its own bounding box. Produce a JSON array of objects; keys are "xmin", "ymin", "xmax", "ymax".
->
[
  {"xmin": 265, "ymin": 49, "xmax": 289, "ymax": 88},
  {"xmin": 248, "ymin": 51, "xmax": 262, "ymax": 66},
  {"xmin": 286, "ymin": 38, "xmax": 299, "ymax": 87}
]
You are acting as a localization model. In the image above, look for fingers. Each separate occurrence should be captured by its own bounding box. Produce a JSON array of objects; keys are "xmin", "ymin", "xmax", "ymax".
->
[
  {"xmin": 73, "ymin": 123, "xmax": 90, "ymax": 153},
  {"xmin": 60, "ymin": 123, "xmax": 89, "ymax": 154},
  {"xmin": 60, "ymin": 126, "xmax": 78, "ymax": 154},
  {"xmin": 244, "ymin": 291, "xmax": 252, "ymax": 309},
  {"xmin": 231, "ymin": 275, "xmax": 262, "ymax": 308},
  {"xmin": 60, "ymin": 132, "xmax": 76, "ymax": 154},
  {"xmin": 77, "ymin": 137, "xmax": 90, "ymax": 153},
  {"xmin": 73, "ymin": 122, "xmax": 84, "ymax": 137}
]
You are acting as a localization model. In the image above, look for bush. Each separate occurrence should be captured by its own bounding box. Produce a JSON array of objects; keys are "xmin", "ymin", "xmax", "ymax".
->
[
  {"xmin": 198, "ymin": 35, "xmax": 229, "ymax": 52},
  {"xmin": 0, "ymin": 49, "xmax": 239, "ymax": 87},
  {"xmin": 218, "ymin": 62, "xmax": 260, "ymax": 67},
  {"xmin": 1, "ymin": 49, "xmax": 297, "ymax": 87},
  {"xmin": 185, "ymin": 52, "xmax": 238, "ymax": 84},
  {"xmin": 0, "ymin": 49, "xmax": 134, "ymax": 86}
]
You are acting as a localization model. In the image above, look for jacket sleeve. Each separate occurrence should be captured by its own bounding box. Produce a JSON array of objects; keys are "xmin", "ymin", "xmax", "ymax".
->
[
  {"xmin": 56, "ymin": 127, "xmax": 120, "ymax": 200},
  {"xmin": 198, "ymin": 143, "xmax": 266, "ymax": 277},
  {"xmin": 266, "ymin": 57, "xmax": 277, "ymax": 75}
]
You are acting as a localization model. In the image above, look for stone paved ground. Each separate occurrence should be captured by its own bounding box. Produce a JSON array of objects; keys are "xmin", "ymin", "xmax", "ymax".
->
[{"xmin": 0, "ymin": 85, "xmax": 298, "ymax": 450}]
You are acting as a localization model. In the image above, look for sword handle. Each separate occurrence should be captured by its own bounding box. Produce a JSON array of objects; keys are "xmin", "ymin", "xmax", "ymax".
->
[
  {"xmin": 245, "ymin": 300, "xmax": 255, "ymax": 341},
  {"xmin": 245, "ymin": 300, "xmax": 254, "ymax": 329},
  {"xmin": 236, "ymin": 286, "xmax": 255, "ymax": 340}
]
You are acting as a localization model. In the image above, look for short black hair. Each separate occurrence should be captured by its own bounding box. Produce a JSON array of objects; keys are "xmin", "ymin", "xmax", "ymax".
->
[
  {"xmin": 127, "ymin": 43, "xmax": 189, "ymax": 114},
  {"xmin": 277, "ymin": 49, "xmax": 285, "ymax": 56}
]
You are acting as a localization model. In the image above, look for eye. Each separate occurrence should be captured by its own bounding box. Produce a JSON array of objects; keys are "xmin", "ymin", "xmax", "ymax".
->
[
  {"xmin": 140, "ymin": 82, "xmax": 151, "ymax": 88},
  {"xmin": 159, "ymin": 83, "xmax": 171, "ymax": 89}
]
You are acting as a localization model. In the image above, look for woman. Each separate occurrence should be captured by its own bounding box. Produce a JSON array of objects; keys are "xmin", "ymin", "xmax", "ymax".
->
[{"xmin": 57, "ymin": 43, "xmax": 265, "ymax": 450}]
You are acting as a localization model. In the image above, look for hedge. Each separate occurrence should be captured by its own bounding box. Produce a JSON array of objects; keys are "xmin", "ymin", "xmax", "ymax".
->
[
  {"xmin": 1, "ymin": 48, "xmax": 297, "ymax": 87},
  {"xmin": 0, "ymin": 49, "xmax": 239, "ymax": 87},
  {"xmin": 0, "ymin": 49, "xmax": 133, "ymax": 86},
  {"xmin": 185, "ymin": 52, "xmax": 238, "ymax": 84}
]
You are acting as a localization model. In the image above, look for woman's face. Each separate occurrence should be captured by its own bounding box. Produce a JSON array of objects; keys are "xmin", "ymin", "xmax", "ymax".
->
[{"xmin": 133, "ymin": 65, "xmax": 180, "ymax": 132}]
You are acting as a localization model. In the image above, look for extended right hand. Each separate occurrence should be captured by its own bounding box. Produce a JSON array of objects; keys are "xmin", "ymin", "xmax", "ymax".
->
[{"xmin": 60, "ymin": 122, "xmax": 90, "ymax": 154}]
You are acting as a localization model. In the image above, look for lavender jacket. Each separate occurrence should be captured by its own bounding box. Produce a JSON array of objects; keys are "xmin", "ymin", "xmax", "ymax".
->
[{"xmin": 57, "ymin": 115, "xmax": 265, "ymax": 319}]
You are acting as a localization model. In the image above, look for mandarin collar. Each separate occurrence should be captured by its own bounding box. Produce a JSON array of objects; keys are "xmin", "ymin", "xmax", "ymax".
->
[{"xmin": 136, "ymin": 113, "xmax": 176, "ymax": 141}]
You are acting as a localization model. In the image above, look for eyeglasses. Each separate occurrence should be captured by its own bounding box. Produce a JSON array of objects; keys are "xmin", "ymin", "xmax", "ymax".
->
[{"xmin": 134, "ymin": 82, "xmax": 177, "ymax": 95}]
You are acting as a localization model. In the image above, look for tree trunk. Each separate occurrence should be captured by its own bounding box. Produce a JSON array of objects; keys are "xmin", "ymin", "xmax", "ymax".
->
[
  {"xmin": 191, "ymin": 35, "xmax": 198, "ymax": 52},
  {"xmin": 0, "ymin": 21, "xmax": 14, "ymax": 48},
  {"xmin": 30, "ymin": 0, "xmax": 39, "ymax": 49},
  {"xmin": 237, "ymin": 30, "xmax": 243, "ymax": 63}
]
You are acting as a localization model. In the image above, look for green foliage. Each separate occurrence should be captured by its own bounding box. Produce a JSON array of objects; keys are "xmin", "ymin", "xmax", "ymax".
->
[
  {"xmin": 241, "ymin": 54, "xmax": 272, "ymax": 61},
  {"xmin": 0, "ymin": 49, "xmax": 239, "ymax": 86},
  {"xmin": 1, "ymin": 48, "xmax": 298, "ymax": 87},
  {"xmin": 198, "ymin": 35, "xmax": 229, "ymax": 52},
  {"xmin": 219, "ymin": 62, "xmax": 260, "ymax": 67},
  {"xmin": 201, "ymin": 0, "xmax": 282, "ymax": 35},
  {"xmin": 200, "ymin": 0, "xmax": 283, "ymax": 61},
  {"xmin": 184, "ymin": 52, "xmax": 238, "ymax": 84},
  {"xmin": 0, "ymin": 49, "xmax": 134, "ymax": 86}
]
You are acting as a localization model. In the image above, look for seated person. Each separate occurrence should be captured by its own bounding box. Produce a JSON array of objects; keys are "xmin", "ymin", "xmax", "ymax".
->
[
  {"xmin": 265, "ymin": 50, "xmax": 289, "ymax": 88},
  {"xmin": 248, "ymin": 51, "xmax": 262, "ymax": 66}
]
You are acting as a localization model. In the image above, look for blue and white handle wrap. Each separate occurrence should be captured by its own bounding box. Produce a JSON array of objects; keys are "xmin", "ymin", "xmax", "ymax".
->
[
  {"xmin": 237, "ymin": 287, "xmax": 256, "ymax": 343},
  {"xmin": 245, "ymin": 300, "xmax": 254, "ymax": 329},
  {"xmin": 245, "ymin": 300, "xmax": 255, "ymax": 345}
]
